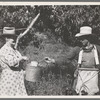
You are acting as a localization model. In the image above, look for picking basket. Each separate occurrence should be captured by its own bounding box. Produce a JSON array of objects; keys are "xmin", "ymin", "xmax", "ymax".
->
[{"xmin": 25, "ymin": 62, "xmax": 42, "ymax": 82}]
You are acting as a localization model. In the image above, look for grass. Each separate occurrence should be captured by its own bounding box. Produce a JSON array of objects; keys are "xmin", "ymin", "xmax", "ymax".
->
[
  {"xmin": 22, "ymin": 35, "xmax": 77, "ymax": 95},
  {"xmin": 25, "ymin": 70, "xmax": 74, "ymax": 95}
]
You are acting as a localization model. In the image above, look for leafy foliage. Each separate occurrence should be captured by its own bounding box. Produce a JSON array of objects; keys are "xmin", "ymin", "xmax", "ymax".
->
[{"xmin": 0, "ymin": 5, "xmax": 100, "ymax": 48}]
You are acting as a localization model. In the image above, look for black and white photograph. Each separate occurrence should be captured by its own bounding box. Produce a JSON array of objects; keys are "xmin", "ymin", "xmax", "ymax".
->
[{"xmin": 0, "ymin": 2, "xmax": 100, "ymax": 97}]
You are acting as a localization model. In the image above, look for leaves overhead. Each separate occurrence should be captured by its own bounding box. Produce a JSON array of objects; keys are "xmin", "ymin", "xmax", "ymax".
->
[{"xmin": 0, "ymin": 5, "xmax": 100, "ymax": 49}]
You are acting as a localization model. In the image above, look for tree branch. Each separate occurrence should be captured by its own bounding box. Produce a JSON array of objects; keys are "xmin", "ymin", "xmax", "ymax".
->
[{"xmin": 14, "ymin": 13, "xmax": 40, "ymax": 49}]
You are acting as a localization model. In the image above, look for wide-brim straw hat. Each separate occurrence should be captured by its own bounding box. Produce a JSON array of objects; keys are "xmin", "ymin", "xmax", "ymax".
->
[
  {"xmin": 75, "ymin": 26, "xmax": 92, "ymax": 37},
  {"xmin": 1, "ymin": 27, "xmax": 17, "ymax": 37}
]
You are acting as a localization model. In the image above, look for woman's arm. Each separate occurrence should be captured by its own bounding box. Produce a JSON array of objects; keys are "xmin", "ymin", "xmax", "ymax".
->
[{"xmin": 3, "ymin": 54, "xmax": 28, "ymax": 67}]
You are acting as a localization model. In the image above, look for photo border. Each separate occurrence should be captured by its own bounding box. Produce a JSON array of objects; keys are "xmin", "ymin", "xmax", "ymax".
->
[
  {"xmin": 0, "ymin": 0, "xmax": 100, "ymax": 2},
  {"xmin": 0, "ymin": 0, "xmax": 100, "ymax": 100}
]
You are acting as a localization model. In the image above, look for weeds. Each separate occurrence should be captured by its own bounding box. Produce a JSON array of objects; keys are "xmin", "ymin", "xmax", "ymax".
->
[{"xmin": 25, "ymin": 70, "xmax": 75, "ymax": 95}]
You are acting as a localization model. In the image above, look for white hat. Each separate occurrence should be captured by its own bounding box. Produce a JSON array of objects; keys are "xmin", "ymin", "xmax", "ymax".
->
[
  {"xmin": 2, "ymin": 27, "xmax": 16, "ymax": 36},
  {"xmin": 75, "ymin": 26, "xmax": 92, "ymax": 37}
]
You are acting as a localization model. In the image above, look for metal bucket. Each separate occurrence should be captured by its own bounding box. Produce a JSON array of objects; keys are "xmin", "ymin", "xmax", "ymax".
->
[{"xmin": 25, "ymin": 62, "xmax": 42, "ymax": 82}]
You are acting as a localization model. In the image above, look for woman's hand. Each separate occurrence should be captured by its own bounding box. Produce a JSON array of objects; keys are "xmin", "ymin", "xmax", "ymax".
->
[
  {"xmin": 74, "ymin": 69, "xmax": 78, "ymax": 78},
  {"xmin": 22, "ymin": 56, "xmax": 29, "ymax": 61}
]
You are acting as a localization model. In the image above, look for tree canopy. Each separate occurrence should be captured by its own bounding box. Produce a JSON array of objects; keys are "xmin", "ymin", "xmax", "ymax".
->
[{"xmin": 0, "ymin": 5, "xmax": 100, "ymax": 48}]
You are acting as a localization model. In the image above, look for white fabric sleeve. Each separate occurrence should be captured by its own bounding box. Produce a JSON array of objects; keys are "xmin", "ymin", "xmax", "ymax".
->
[{"xmin": 4, "ymin": 54, "xmax": 19, "ymax": 67}]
